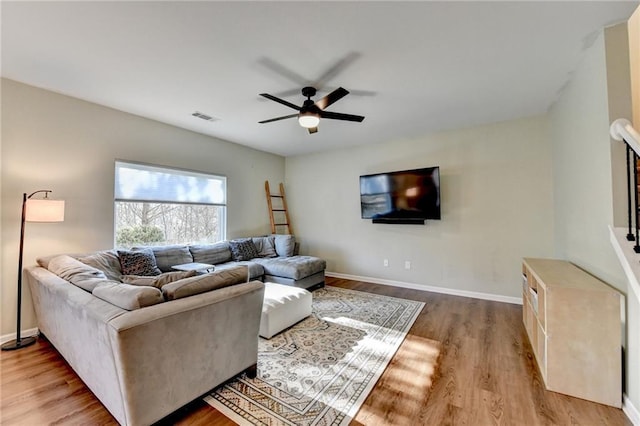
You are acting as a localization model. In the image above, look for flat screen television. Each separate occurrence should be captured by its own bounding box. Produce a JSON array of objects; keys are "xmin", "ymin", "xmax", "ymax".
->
[{"xmin": 360, "ymin": 166, "xmax": 440, "ymax": 223}]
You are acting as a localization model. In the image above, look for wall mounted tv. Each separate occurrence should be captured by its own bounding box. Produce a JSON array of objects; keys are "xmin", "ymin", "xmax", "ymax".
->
[{"xmin": 360, "ymin": 166, "xmax": 440, "ymax": 224}]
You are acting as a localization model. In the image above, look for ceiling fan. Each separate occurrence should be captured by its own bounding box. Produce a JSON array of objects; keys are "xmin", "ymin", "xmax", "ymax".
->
[{"xmin": 258, "ymin": 86, "xmax": 365, "ymax": 134}]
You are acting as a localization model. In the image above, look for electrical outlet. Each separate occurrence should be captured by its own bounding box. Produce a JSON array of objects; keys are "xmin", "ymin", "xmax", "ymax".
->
[
  {"xmin": 404, "ymin": 261, "xmax": 411, "ymax": 270},
  {"xmin": 383, "ymin": 259, "xmax": 389, "ymax": 267}
]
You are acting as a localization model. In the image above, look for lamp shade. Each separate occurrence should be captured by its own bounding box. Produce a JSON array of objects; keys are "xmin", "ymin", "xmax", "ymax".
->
[{"xmin": 25, "ymin": 199, "xmax": 65, "ymax": 222}]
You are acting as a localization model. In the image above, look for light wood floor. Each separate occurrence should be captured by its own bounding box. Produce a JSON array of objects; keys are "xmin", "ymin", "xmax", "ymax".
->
[{"xmin": 1, "ymin": 277, "xmax": 630, "ymax": 425}]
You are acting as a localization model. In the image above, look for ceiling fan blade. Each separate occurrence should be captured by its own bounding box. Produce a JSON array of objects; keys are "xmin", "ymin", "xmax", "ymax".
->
[
  {"xmin": 315, "ymin": 87, "xmax": 349, "ymax": 110},
  {"xmin": 259, "ymin": 113, "xmax": 298, "ymax": 124},
  {"xmin": 260, "ymin": 87, "xmax": 301, "ymax": 99},
  {"xmin": 259, "ymin": 93, "xmax": 301, "ymax": 111},
  {"xmin": 258, "ymin": 57, "xmax": 308, "ymax": 86},
  {"xmin": 314, "ymin": 52, "xmax": 361, "ymax": 88},
  {"xmin": 319, "ymin": 110, "xmax": 365, "ymax": 122},
  {"xmin": 308, "ymin": 127, "xmax": 318, "ymax": 134}
]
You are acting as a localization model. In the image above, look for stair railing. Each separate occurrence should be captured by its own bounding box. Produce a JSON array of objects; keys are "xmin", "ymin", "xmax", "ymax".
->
[{"xmin": 611, "ymin": 119, "xmax": 640, "ymax": 247}]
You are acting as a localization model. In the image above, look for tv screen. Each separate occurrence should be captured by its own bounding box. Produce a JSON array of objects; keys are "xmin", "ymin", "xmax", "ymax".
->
[{"xmin": 360, "ymin": 166, "xmax": 440, "ymax": 221}]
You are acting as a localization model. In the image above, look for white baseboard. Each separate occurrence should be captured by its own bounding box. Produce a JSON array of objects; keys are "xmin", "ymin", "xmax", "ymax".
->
[
  {"xmin": 325, "ymin": 271, "xmax": 522, "ymax": 305},
  {"xmin": 624, "ymin": 394, "xmax": 640, "ymax": 426},
  {"xmin": 0, "ymin": 328, "xmax": 39, "ymax": 345}
]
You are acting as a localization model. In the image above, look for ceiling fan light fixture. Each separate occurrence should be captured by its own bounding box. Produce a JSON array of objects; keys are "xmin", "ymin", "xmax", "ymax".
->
[{"xmin": 298, "ymin": 112, "xmax": 320, "ymax": 129}]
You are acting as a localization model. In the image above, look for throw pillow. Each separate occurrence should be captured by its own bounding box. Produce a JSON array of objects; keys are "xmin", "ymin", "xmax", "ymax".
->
[
  {"xmin": 117, "ymin": 249, "xmax": 162, "ymax": 276},
  {"xmin": 272, "ymin": 234, "xmax": 296, "ymax": 257},
  {"xmin": 252, "ymin": 236, "xmax": 277, "ymax": 258},
  {"xmin": 162, "ymin": 266, "xmax": 249, "ymax": 300},
  {"xmin": 228, "ymin": 238, "xmax": 259, "ymax": 261},
  {"xmin": 121, "ymin": 270, "xmax": 197, "ymax": 289}
]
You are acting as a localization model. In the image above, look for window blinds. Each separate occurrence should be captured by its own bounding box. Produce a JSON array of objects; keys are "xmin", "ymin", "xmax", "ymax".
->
[{"xmin": 115, "ymin": 161, "xmax": 226, "ymax": 205}]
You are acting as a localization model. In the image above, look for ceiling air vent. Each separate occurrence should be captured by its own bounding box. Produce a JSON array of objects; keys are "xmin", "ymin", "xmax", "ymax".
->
[{"xmin": 191, "ymin": 111, "xmax": 218, "ymax": 122}]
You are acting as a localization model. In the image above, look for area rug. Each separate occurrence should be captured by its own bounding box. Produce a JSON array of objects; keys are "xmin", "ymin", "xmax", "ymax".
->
[{"xmin": 204, "ymin": 286, "xmax": 425, "ymax": 426}]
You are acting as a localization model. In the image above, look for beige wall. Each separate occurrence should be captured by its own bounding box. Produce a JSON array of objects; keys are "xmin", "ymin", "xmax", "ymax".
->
[
  {"xmin": 285, "ymin": 115, "xmax": 554, "ymax": 299},
  {"xmin": 549, "ymin": 30, "xmax": 624, "ymax": 287},
  {"xmin": 630, "ymin": 7, "xmax": 640, "ymax": 129},
  {"xmin": 549, "ymin": 27, "xmax": 638, "ymax": 412},
  {"xmin": 0, "ymin": 78, "xmax": 285, "ymax": 336},
  {"xmin": 605, "ymin": 23, "xmax": 633, "ymax": 229}
]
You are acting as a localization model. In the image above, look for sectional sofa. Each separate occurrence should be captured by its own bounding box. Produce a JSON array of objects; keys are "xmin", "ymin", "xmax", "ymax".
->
[
  {"xmin": 141, "ymin": 234, "xmax": 326, "ymax": 291},
  {"xmin": 24, "ymin": 234, "xmax": 325, "ymax": 425}
]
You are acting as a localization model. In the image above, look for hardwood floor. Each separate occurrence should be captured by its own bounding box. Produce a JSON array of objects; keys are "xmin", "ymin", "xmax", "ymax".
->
[{"xmin": 1, "ymin": 277, "xmax": 630, "ymax": 425}]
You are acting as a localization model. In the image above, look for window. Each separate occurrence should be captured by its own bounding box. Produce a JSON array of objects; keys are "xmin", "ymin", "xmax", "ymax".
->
[{"xmin": 114, "ymin": 161, "xmax": 226, "ymax": 248}]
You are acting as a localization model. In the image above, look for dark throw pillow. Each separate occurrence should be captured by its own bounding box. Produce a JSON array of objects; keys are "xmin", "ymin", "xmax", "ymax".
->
[
  {"xmin": 117, "ymin": 249, "xmax": 162, "ymax": 276},
  {"xmin": 228, "ymin": 238, "xmax": 259, "ymax": 261}
]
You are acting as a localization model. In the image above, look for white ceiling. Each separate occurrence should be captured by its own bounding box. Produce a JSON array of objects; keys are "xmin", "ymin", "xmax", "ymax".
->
[{"xmin": 2, "ymin": 1, "xmax": 638, "ymax": 157}]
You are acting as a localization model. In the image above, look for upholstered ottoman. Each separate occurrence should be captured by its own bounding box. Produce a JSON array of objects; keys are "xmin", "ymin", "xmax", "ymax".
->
[{"xmin": 260, "ymin": 282, "xmax": 312, "ymax": 339}]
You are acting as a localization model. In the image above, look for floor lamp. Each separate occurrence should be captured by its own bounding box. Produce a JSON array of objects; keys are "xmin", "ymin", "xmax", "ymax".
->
[{"xmin": 1, "ymin": 190, "xmax": 65, "ymax": 351}]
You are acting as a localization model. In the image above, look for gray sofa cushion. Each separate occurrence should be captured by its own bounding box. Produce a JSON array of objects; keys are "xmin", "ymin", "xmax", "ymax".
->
[
  {"xmin": 161, "ymin": 266, "xmax": 248, "ymax": 300},
  {"xmin": 48, "ymin": 255, "xmax": 113, "ymax": 292},
  {"xmin": 252, "ymin": 236, "xmax": 277, "ymax": 258},
  {"xmin": 272, "ymin": 234, "xmax": 295, "ymax": 257},
  {"xmin": 92, "ymin": 282, "xmax": 164, "ymax": 310},
  {"xmin": 147, "ymin": 245, "xmax": 193, "ymax": 272},
  {"xmin": 189, "ymin": 242, "xmax": 232, "ymax": 265},
  {"xmin": 215, "ymin": 261, "xmax": 263, "ymax": 279},
  {"xmin": 76, "ymin": 250, "xmax": 122, "ymax": 281},
  {"xmin": 118, "ymin": 249, "xmax": 162, "ymax": 276},
  {"xmin": 253, "ymin": 256, "xmax": 326, "ymax": 280},
  {"xmin": 121, "ymin": 270, "xmax": 197, "ymax": 289}
]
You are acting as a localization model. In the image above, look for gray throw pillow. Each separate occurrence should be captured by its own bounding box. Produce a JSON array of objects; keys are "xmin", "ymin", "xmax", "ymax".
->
[
  {"xmin": 228, "ymin": 238, "xmax": 259, "ymax": 261},
  {"xmin": 252, "ymin": 236, "xmax": 277, "ymax": 258},
  {"xmin": 117, "ymin": 249, "xmax": 162, "ymax": 276},
  {"xmin": 272, "ymin": 234, "xmax": 296, "ymax": 257}
]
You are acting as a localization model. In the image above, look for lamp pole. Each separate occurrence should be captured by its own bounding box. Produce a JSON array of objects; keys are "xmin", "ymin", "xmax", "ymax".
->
[{"xmin": 2, "ymin": 190, "xmax": 58, "ymax": 351}]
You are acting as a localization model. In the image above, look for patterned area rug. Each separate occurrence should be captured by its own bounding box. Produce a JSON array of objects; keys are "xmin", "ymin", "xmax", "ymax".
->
[{"xmin": 205, "ymin": 286, "xmax": 426, "ymax": 425}]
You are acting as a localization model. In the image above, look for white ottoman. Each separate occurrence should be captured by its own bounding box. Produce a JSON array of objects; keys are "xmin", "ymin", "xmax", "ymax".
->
[{"xmin": 260, "ymin": 282, "xmax": 313, "ymax": 339}]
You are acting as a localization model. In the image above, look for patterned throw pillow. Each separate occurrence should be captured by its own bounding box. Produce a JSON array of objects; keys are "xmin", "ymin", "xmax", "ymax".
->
[
  {"xmin": 228, "ymin": 238, "xmax": 259, "ymax": 261},
  {"xmin": 117, "ymin": 249, "xmax": 162, "ymax": 276}
]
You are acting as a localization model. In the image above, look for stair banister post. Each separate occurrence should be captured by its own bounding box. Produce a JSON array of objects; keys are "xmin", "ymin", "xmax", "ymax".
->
[
  {"xmin": 634, "ymin": 150, "xmax": 640, "ymax": 253},
  {"xmin": 627, "ymin": 145, "xmax": 635, "ymax": 240}
]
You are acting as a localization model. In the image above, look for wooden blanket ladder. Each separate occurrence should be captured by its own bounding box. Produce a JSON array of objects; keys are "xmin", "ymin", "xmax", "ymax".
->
[{"xmin": 265, "ymin": 181, "xmax": 293, "ymax": 235}]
